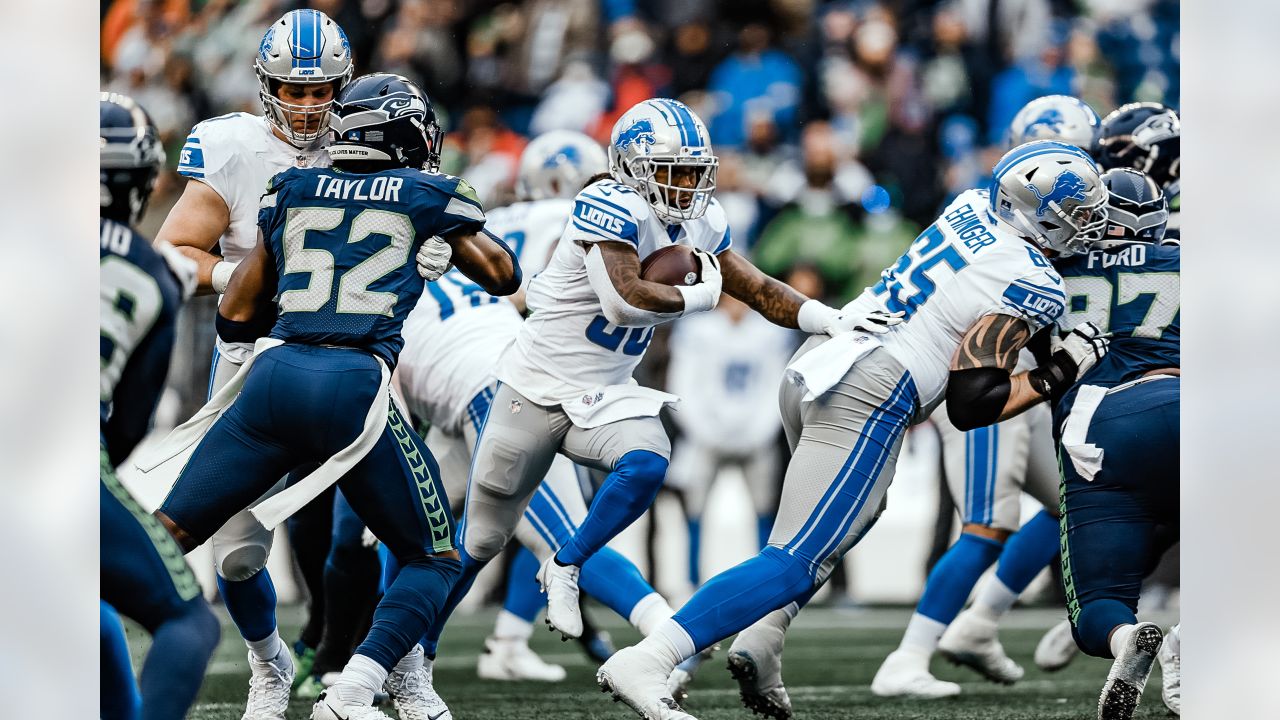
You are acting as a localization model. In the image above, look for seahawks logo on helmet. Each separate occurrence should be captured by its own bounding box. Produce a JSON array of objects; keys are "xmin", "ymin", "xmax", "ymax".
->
[
  {"xmin": 615, "ymin": 119, "xmax": 657, "ymax": 152},
  {"xmin": 1027, "ymin": 170, "xmax": 1088, "ymax": 217},
  {"xmin": 1131, "ymin": 114, "xmax": 1179, "ymax": 148}
]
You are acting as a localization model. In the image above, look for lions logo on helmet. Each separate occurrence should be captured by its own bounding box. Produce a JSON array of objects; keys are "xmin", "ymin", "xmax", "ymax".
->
[
  {"xmin": 517, "ymin": 130, "xmax": 608, "ymax": 201},
  {"xmin": 254, "ymin": 9, "xmax": 354, "ymax": 148},
  {"xmin": 607, "ymin": 99, "xmax": 718, "ymax": 224},
  {"xmin": 1008, "ymin": 95, "xmax": 1100, "ymax": 150},
  {"xmin": 990, "ymin": 140, "xmax": 1108, "ymax": 257}
]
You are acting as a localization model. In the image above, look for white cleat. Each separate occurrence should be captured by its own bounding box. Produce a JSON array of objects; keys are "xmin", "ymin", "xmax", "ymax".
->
[
  {"xmin": 1035, "ymin": 618, "xmax": 1081, "ymax": 672},
  {"xmin": 666, "ymin": 643, "xmax": 718, "ymax": 705},
  {"xmin": 1098, "ymin": 622, "xmax": 1163, "ymax": 720},
  {"xmin": 384, "ymin": 646, "xmax": 452, "ymax": 720},
  {"xmin": 938, "ymin": 610, "xmax": 1025, "ymax": 684},
  {"xmin": 242, "ymin": 647, "xmax": 295, "ymax": 720},
  {"xmin": 538, "ymin": 558, "xmax": 584, "ymax": 639},
  {"xmin": 597, "ymin": 645, "xmax": 697, "ymax": 720},
  {"xmin": 726, "ymin": 621, "xmax": 792, "ymax": 719},
  {"xmin": 871, "ymin": 649, "xmax": 961, "ymax": 699},
  {"xmin": 1157, "ymin": 625, "xmax": 1180, "ymax": 715},
  {"xmin": 311, "ymin": 690, "xmax": 395, "ymax": 720},
  {"xmin": 477, "ymin": 636, "xmax": 568, "ymax": 682}
]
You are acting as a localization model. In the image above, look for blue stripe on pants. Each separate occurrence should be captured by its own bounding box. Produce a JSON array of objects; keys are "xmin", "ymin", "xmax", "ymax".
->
[{"xmin": 965, "ymin": 424, "xmax": 998, "ymax": 525}]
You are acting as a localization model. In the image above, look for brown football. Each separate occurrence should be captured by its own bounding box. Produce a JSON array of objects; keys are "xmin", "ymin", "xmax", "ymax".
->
[{"xmin": 640, "ymin": 244, "xmax": 701, "ymax": 286}]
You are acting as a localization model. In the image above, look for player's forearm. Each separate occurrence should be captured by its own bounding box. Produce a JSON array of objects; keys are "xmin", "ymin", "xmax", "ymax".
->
[
  {"xmin": 999, "ymin": 373, "xmax": 1048, "ymax": 421},
  {"xmin": 594, "ymin": 242, "xmax": 687, "ymax": 314},
  {"xmin": 720, "ymin": 251, "xmax": 805, "ymax": 328},
  {"xmin": 451, "ymin": 230, "xmax": 522, "ymax": 296},
  {"xmin": 173, "ymin": 245, "xmax": 225, "ymax": 296}
]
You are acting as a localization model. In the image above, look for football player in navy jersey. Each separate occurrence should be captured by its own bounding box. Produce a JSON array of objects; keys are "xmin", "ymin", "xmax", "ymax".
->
[
  {"xmin": 99, "ymin": 92, "xmax": 219, "ymax": 720},
  {"xmin": 1051, "ymin": 168, "xmax": 1179, "ymax": 720},
  {"xmin": 144, "ymin": 74, "xmax": 519, "ymax": 720}
]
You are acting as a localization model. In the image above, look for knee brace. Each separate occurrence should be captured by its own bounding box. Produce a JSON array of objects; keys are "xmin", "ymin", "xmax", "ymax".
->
[{"xmin": 213, "ymin": 539, "xmax": 271, "ymax": 581}]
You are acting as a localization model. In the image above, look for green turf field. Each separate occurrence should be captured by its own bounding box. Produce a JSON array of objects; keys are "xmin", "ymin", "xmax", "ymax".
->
[{"xmin": 130, "ymin": 603, "xmax": 1175, "ymax": 719}]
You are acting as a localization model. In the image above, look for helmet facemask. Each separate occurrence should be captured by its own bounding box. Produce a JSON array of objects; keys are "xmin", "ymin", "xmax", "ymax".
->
[
  {"xmin": 621, "ymin": 154, "xmax": 718, "ymax": 224},
  {"xmin": 259, "ymin": 75, "xmax": 350, "ymax": 147}
]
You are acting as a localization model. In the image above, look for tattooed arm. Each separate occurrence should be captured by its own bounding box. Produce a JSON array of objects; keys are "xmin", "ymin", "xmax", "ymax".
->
[
  {"xmin": 719, "ymin": 249, "xmax": 809, "ymax": 328},
  {"xmin": 945, "ymin": 313, "xmax": 1045, "ymax": 430},
  {"xmin": 590, "ymin": 241, "xmax": 688, "ymax": 313}
]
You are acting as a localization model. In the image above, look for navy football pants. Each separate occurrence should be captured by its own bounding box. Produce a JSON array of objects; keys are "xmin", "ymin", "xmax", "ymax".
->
[
  {"xmin": 102, "ymin": 449, "xmax": 218, "ymax": 720},
  {"xmin": 1058, "ymin": 377, "xmax": 1179, "ymax": 658}
]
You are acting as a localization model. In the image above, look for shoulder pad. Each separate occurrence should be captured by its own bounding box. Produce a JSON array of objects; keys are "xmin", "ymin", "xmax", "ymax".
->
[
  {"xmin": 177, "ymin": 112, "xmax": 260, "ymax": 180},
  {"xmin": 577, "ymin": 180, "xmax": 647, "ymax": 217}
]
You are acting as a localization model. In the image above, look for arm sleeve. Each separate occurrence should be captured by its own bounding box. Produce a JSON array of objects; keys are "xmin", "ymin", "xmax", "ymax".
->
[
  {"xmin": 945, "ymin": 367, "xmax": 1012, "ymax": 432},
  {"xmin": 584, "ymin": 244, "xmax": 680, "ymax": 328}
]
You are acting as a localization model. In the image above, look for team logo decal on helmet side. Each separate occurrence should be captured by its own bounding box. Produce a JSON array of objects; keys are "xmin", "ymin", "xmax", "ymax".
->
[
  {"xmin": 543, "ymin": 145, "xmax": 582, "ymax": 168},
  {"xmin": 1132, "ymin": 115, "xmax": 1179, "ymax": 147},
  {"xmin": 1028, "ymin": 170, "xmax": 1088, "ymax": 217},
  {"xmin": 1026, "ymin": 109, "xmax": 1065, "ymax": 135},
  {"xmin": 615, "ymin": 119, "xmax": 657, "ymax": 152}
]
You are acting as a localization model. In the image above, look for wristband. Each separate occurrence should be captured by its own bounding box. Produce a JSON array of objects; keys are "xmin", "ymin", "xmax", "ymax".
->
[
  {"xmin": 676, "ymin": 282, "xmax": 719, "ymax": 316},
  {"xmin": 211, "ymin": 260, "xmax": 238, "ymax": 294},
  {"xmin": 1027, "ymin": 352, "xmax": 1080, "ymax": 400}
]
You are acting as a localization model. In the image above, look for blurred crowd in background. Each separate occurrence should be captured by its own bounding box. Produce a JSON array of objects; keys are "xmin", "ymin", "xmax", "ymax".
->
[{"xmin": 101, "ymin": 0, "xmax": 1179, "ymax": 603}]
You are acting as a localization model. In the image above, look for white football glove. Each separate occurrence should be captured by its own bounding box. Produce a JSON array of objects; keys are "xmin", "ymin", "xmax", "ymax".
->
[
  {"xmin": 416, "ymin": 236, "xmax": 453, "ymax": 281},
  {"xmin": 1052, "ymin": 321, "xmax": 1111, "ymax": 377},
  {"xmin": 675, "ymin": 249, "xmax": 723, "ymax": 316},
  {"xmin": 829, "ymin": 308, "xmax": 906, "ymax": 335}
]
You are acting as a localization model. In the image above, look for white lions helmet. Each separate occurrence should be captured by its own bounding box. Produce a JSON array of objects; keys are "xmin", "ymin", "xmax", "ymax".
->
[
  {"xmin": 255, "ymin": 9, "xmax": 354, "ymax": 147},
  {"xmin": 1008, "ymin": 95, "xmax": 1100, "ymax": 150},
  {"xmin": 608, "ymin": 99, "xmax": 718, "ymax": 224},
  {"xmin": 990, "ymin": 140, "xmax": 1109, "ymax": 257},
  {"xmin": 517, "ymin": 130, "xmax": 608, "ymax": 201}
]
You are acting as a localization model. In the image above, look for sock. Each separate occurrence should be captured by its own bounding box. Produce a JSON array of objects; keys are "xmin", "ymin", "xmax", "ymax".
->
[
  {"xmin": 1109, "ymin": 623, "xmax": 1136, "ymax": 658},
  {"xmin": 356, "ymin": 557, "xmax": 462, "ymax": 671},
  {"xmin": 138, "ymin": 603, "xmax": 221, "ymax": 720},
  {"xmin": 756, "ymin": 515, "xmax": 774, "ymax": 551},
  {"xmin": 670, "ymin": 546, "xmax": 814, "ymax": 651},
  {"xmin": 313, "ymin": 537, "xmax": 382, "ymax": 675},
  {"xmin": 100, "ymin": 601, "xmax": 141, "ymax": 720},
  {"xmin": 333, "ymin": 653, "xmax": 386, "ymax": 707},
  {"xmin": 971, "ymin": 576, "xmax": 1019, "ymax": 622},
  {"xmin": 638, "ymin": 618, "xmax": 696, "ymax": 668},
  {"xmin": 687, "ymin": 516, "xmax": 702, "ymax": 586},
  {"xmin": 898, "ymin": 612, "xmax": 950, "ymax": 655},
  {"xmin": 992, "ymin": 509, "xmax": 1059, "ymax": 596},
  {"xmin": 915, "ymin": 533, "xmax": 1004, "ymax": 626},
  {"xmin": 555, "ymin": 451, "xmax": 668, "ymax": 566},
  {"xmin": 493, "ymin": 609, "xmax": 535, "ymax": 641},
  {"xmin": 628, "ymin": 592, "xmax": 675, "ymax": 636},
  {"xmin": 246, "ymin": 628, "xmax": 284, "ymax": 662},
  {"xmin": 501, "ymin": 546, "xmax": 546, "ymax": 624},
  {"xmin": 420, "ymin": 546, "xmax": 485, "ymax": 660},
  {"xmin": 217, "ymin": 568, "xmax": 278, "ymax": 643},
  {"xmin": 579, "ymin": 546, "xmax": 660, "ymax": 622}
]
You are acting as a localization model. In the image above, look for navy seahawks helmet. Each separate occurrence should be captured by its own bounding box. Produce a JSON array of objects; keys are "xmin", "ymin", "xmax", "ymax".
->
[
  {"xmin": 101, "ymin": 92, "xmax": 166, "ymax": 226},
  {"xmin": 1095, "ymin": 168, "xmax": 1168, "ymax": 248},
  {"xmin": 327, "ymin": 73, "xmax": 444, "ymax": 173},
  {"xmin": 1095, "ymin": 102, "xmax": 1180, "ymax": 189}
]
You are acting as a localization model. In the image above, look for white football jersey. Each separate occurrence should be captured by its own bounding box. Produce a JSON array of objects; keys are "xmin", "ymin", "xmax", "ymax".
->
[
  {"xmin": 177, "ymin": 112, "xmax": 330, "ymax": 362},
  {"xmin": 483, "ymin": 198, "xmax": 574, "ymax": 284},
  {"xmin": 667, "ymin": 311, "xmax": 798, "ymax": 452},
  {"xmin": 496, "ymin": 178, "xmax": 732, "ymax": 405},
  {"xmin": 842, "ymin": 189, "xmax": 1067, "ymax": 412}
]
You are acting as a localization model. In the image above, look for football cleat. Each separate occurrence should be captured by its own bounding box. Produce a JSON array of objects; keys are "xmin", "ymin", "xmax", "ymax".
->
[
  {"xmin": 538, "ymin": 558, "xmax": 584, "ymax": 639},
  {"xmin": 293, "ymin": 642, "xmax": 317, "ymax": 689},
  {"xmin": 1035, "ymin": 618, "xmax": 1081, "ymax": 672},
  {"xmin": 667, "ymin": 644, "xmax": 717, "ymax": 705},
  {"xmin": 1098, "ymin": 622, "xmax": 1163, "ymax": 720},
  {"xmin": 476, "ymin": 636, "xmax": 568, "ymax": 682},
  {"xmin": 726, "ymin": 617, "xmax": 793, "ymax": 719},
  {"xmin": 295, "ymin": 674, "xmax": 326, "ymax": 701},
  {"xmin": 242, "ymin": 646, "xmax": 295, "ymax": 720},
  {"xmin": 870, "ymin": 649, "xmax": 961, "ymax": 699},
  {"xmin": 384, "ymin": 646, "xmax": 451, "ymax": 720},
  {"xmin": 1157, "ymin": 625, "xmax": 1180, "ymax": 715},
  {"xmin": 597, "ymin": 646, "xmax": 697, "ymax": 720},
  {"xmin": 310, "ymin": 690, "xmax": 395, "ymax": 720},
  {"xmin": 938, "ymin": 610, "xmax": 1025, "ymax": 684}
]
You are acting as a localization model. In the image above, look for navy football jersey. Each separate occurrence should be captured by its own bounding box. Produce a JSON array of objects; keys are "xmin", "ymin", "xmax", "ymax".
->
[
  {"xmin": 100, "ymin": 218, "xmax": 188, "ymax": 466},
  {"xmin": 1054, "ymin": 241, "xmax": 1179, "ymax": 414},
  {"xmin": 258, "ymin": 167, "xmax": 488, "ymax": 366}
]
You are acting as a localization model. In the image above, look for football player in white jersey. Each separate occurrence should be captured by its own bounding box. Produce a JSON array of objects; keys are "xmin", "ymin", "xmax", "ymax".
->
[
  {"xmin": 152, "ymin": 10, "xmax": 357, "ymax": 719},
  {"xmin": 596, "ymin": 140, "xmax": 1113, "ymax": 720},
  {"xmin": 399, "ymin": 131, "xmax": 703, "ymax": 691},
  {"xmin": 413, "ymin": 97, "xmax": 897, "ymax": 692},
  {"xmin": 872, "ymin": 94, "xmax": 1102, "ymax": 699}
]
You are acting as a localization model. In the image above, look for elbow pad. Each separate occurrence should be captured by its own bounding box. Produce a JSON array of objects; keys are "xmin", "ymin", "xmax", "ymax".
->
[
  {"xmin": 485, "ymin": 228, "xmax": 523, "ymax": 296},
  {"xmin": 584, "ymin": 245, "xmax": 679, "ymax": 327},
  {"xmin": 946, "ymin": 368, "xmax": 1012, "ymax": 431},
  {"xmin": 216, "ymin": 310, "xmax": 276, "ymax": 344}
]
